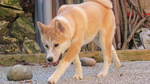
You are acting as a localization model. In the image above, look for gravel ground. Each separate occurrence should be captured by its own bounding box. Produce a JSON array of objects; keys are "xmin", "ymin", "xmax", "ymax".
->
[{"xmin": 0, "ymin": 61, "xmax": 150, "ymax": 84}]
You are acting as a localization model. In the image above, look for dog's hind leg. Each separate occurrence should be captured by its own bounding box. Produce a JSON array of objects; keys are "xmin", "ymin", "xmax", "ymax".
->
[
  {"xmin": 112, "ymin": 45, "xmax": 121, "ymax": 69},
  {"xmin": 73, "ymin": 55, "xmax": 83, "ymax": 80},
  {"xmin": 96, "ymin": 31, "xmax": 113, "ymax": 78},
  {"xmin": 94, "ymin": 36, "xmax": 121, "ymax": 70}
]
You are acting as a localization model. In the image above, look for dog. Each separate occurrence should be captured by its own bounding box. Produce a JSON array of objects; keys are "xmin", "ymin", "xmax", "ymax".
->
[{"xmin": 37, "ymin": 0, "xmax": 121, "ymax": 83}]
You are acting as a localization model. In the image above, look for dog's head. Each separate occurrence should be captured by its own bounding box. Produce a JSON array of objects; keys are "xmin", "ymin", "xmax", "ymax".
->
[{"xmin": 37, "ymin": 17, "xmax": 71, "ymax": 65}]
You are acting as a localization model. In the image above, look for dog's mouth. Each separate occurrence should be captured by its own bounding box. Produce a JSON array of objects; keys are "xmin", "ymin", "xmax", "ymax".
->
[
  {"xmin": 47, "ymin": 54, "xmax": 63, "ymax": 66},
  {"xmin": 53, "ymin": 54, "xmax": 63, "ymax": 66}
]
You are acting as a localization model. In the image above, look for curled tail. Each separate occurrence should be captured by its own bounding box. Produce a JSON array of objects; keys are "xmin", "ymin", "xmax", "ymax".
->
[{"xmin": 87, "ymin": 0, "xmax": 113, "ymax": 8}]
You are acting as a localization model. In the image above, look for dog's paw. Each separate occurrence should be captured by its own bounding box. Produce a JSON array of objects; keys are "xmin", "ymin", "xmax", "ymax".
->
[
  {"xmin": 97, "ymin": 72, "xmax": 108, "ymax": 78},
  {"xmin": 114, "ymin": 61, "xmax": 122, "ymax": 69},
  {"xmin": 115, "ymin": 63, "xmax": 122, "ymax": 69},
  {"xmin": 48, "ymin": 77, "xmax": 57, "ymax": 84},
  {"xmin": 73, "ymin": 73, "xmax": 83, "ymax": 80}
]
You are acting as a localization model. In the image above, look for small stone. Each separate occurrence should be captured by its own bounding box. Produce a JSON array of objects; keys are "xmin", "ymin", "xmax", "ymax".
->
[
  {"xmin": 120, "ymin": 73, "xmax": 123, "ymax": 77},
  {"xmin": 7, "ymin": 64, "xmax": 33, "ymax": 81},
  {"xmin": 80, "ymin": 57, "xmax": 96, "ymax": 66}
]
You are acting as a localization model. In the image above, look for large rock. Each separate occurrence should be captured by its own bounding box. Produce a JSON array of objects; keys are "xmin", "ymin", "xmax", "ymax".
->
[
  {"xmin": 80, "ymin": 57, "xmax": 96, "ymax": 66},
  {"xmin": 7, "ymin": 64, "xmax": 33, "ymax": 81},
  {"xmin": 140, "ymin": 28, "xmax": 150, "ymax": 49}
]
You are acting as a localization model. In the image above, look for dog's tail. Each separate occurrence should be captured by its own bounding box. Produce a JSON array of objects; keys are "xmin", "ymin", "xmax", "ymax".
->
[{"xmin": 87, "ymin": 0, "xmax": 113, "ymax": 8}]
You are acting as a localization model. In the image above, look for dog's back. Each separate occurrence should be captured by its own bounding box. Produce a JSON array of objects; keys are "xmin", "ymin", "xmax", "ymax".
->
[
  {"xmin": 86, "ymin": 0, "xmax": 112, "ymax": 8},
  {"xmin": 57, "ymin": 0, "xmax": 115, "ymax": 44}
]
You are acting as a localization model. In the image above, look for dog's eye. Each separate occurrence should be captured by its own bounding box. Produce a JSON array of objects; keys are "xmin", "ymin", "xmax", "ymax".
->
[
  {"xmin": 54, "ymin": 44, "xmax": 59, "ymax": 47},
  {"xmin": 45, "ymin": 45, "xmax": 49, "ymax": 48}
]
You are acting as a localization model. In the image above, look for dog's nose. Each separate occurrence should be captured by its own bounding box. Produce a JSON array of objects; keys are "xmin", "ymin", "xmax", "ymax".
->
[{"xmin": 47, "ymin": 57, "xmax": 53, "ymax": 62}]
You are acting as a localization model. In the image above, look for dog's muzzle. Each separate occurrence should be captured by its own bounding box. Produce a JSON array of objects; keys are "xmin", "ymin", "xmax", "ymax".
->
[{"xmin": 47, "ymin": 54, "xmax": 63, "ymax": 66}]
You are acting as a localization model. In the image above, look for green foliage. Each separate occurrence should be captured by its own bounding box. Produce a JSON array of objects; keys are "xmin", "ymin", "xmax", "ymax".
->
[
  {"xmin": 0, "ymin": 7, "xmax": 23, "ymax": 20},
  {"xmin": 1, "ymin": 0, "xmax": 21, "ymax": 8},
  {"xmin": 11, "ymin": 16, "xmax": 35, "ymax": 41},
  {"xmin": 8, "ymin": 0, "xmax": 19, "ymax": 4},
  {"xmin": 0, "ymin": 0, "xmax": 40, "ymax": 54},
  {"xmin": 23, "ymin": 37, "xmax": 41, "ymax": 54},
  {"xmin": 0, "ymin": 21, "xmax": 9, "ymax": 44}
]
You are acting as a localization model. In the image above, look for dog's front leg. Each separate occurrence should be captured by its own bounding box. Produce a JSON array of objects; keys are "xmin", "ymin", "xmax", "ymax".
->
[
  {"xmin": 73, "ymin": 55, "xmax": 83, "ymax": 80},
  {"xmin": 48, "ymin": 41, "xmax": 82, "ymax": 84},
  {"xmin": 48, "ymin": 60, "xmax": 70, "ymax": 84}
]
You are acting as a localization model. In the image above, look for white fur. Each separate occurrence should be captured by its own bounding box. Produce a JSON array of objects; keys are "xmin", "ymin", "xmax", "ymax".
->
[
  {"xmin": 55, "ymin": 16, "xmax": 69, "ymax": 24},
  {"xmin": 48, "ymin": 61, "xmax": 70, "ymax": 84},
  {"xmin": 46, "ymin": 49, "xmax": 54, "ymax": 59},
  {"xmin": 93, "ymin": 32, "xmax": 112, "ymax": 77},
  {"xmin": 59, "ymin": 41, "xmax": 71, "ymax": 54},
  {"xmin": 73, "ymin": 55, "xmax": 83, "ymax": 80},
  {"xmin": 112, "ymin": 46, "xmax": 121, "ymax": 68}
]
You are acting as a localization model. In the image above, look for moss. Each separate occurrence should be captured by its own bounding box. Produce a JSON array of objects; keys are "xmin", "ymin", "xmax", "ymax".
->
[
  {"xmin": 2, "ymin": 36, "xmax": 18, "ymax": 43},
  {"xmin": 23, "ymin": 37, "xmax": 41, "ymax": 54},
  {"xmin": 0, "ymin": 7, "xmax": 23, "ymax": 20},
  {"xmin": 0, "ymin": 1, "xmax": 37, "ymax": 54},
  {"xmin": 80, "ymin": 50, "xmax": 150, "ymax": 62},
  {"xmin": 1, "ymin": 0, "xmax": 21, "ymax": 9},
  {"xmin": 1, "ymin": 50, "xmax": 150, "ymax": 66},
  {"xmin": 11, "ymin": 16, "xmax": 35, "ymax": 41},
  {"xmin": 0, "ymin": 21, "xmax": 9, "ymax": 42},
  {"xmin": 0, "ymin": 43, "xmax": 20, "ymax": 53},
  {"xmin": 117, "ymin": 50, "xmax": 150, "ymax": 61},
  {"xmin": 0, "ymin": 54, "xmax": 46, "ymax": 66}
]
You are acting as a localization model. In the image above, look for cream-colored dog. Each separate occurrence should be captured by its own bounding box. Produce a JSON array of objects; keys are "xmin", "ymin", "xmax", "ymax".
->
[{"xmin": 37, "ymin": 0, "xmax": 121, "ymax": 84}]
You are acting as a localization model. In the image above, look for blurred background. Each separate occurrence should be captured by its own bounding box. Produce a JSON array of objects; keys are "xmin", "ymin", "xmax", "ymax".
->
[{"xmin": 0, "ymin": 0, "xmax": 150, "ymax": 54}]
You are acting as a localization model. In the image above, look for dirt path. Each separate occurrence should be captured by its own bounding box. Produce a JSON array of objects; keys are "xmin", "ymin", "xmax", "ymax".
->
[{"xmin": 0, "ymin": 61, "xmax": 150, "ymax": 84}]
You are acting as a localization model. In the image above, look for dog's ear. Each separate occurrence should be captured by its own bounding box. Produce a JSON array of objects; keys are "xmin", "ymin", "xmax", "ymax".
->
[
  {"xmin": 37, "ymin": 21, "xmax": 47, "ymax": 32},
  {"xmin": 55, "ymin": 20, "xmax": 65, "ymax": 32}
]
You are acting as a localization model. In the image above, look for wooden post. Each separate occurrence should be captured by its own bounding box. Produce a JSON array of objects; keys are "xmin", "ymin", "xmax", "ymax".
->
[
  {"xmin": 35, "ymin": 0, "xmax": 45, "ymax": 52},
  {"xmin": 52, "ymin": 0, "xmax": 57, "ymax": 18},
  {"xmin": 43, "ymin": 0, "xmax": 52, "ymax": 24},
  {"xmin": 35, "ymin": 0, "xmax": 53, "ymax": 52}
]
